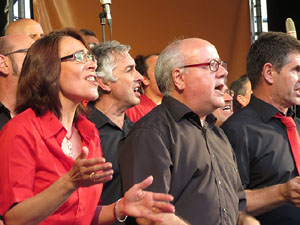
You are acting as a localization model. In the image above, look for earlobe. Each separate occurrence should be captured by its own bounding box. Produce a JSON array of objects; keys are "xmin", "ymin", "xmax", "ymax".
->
[
  {"xmin": 236, "ymin": 95, "xmax": 245, "ymax": 107},
  {"xmin": 142, "ymin": 76, "xmax": 150, "ymax": 86},
  {"xmin": 97, "ymin": 78, "xmax": 111, "ymax": 92},
  {"xmin": 262, "ymin": 63, "xmax": 274, "ymax": 85},
  {"xmin": 172, "ymin": 68, "xmax": 185, "ymax": 91},
  {"xmin": 0, "ymin": 55, "xmax": 10, "ymax": 77}
]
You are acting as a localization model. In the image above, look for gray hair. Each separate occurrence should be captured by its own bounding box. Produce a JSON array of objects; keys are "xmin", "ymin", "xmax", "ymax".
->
[
  {"xmin": 155, "ymin": 39, "xmax": 186, "ymax": 95},
  {"xmin": 92, "ymin": 40, "xmax": 131, "ymax": 83}
]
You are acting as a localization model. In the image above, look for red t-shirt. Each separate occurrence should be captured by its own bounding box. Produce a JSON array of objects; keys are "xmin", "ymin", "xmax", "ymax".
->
[
  {"xmin": 126, "ymin": 95, "xmax": 157, "ymax": 123},
  {"xmin": 0, "ymin": 109, "xmax": 103, "ymax": 225}
]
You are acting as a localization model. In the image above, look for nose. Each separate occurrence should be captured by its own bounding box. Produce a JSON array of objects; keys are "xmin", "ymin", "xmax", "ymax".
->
[
  {"xmin": 87, "ymin": 59, "xmax": 97, "ymax": 71},
  {"xmin": 216, "ymin": 64, "xmax": 228, "ymax": 78},
  {"xmin": 135, "ymin": 70, "xmax": 144, "ymax": 82},
  {"xmin": 224, "ymin": 92, "xmax": 233, "ymax": 101}
]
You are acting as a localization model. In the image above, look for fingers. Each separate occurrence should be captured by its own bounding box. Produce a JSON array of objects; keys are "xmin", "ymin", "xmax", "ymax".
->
[
  {"xmin": 80, "ymin": 146, "xmax": 89, "ymax": 159},
  {"xmin": 69, "ymin": 146, "xmax": 114, "ymax": 187},
  {"xmin": 92, "ymin": 171, "xmax": 113, "ymax": 183},
  {"xmin": 153, "ymin": 201, "xmax": 175, "ymax": 213},
  {"xmin": 85, "ymin": 162, "xmax": 113, "ymax": 182},
  {"xmin": 152, "ymin": 193, "xmax": 174, "ymax": 202},
  {"xmin": 134, "ymin": 176, "xmax": 153, "ymax": 191},
  {"xmin": 292, "ymin": 176, "xmax": 300, "ymax": 184},
  {"xmin": 85, "ymin": 162, "xmax": 113, "ymax": 174}
]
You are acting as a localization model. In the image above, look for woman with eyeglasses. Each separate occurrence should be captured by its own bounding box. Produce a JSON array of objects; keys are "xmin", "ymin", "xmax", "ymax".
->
[{"xmin": 0, "ymin": 29, "xmax": 174, "ymax": 225}]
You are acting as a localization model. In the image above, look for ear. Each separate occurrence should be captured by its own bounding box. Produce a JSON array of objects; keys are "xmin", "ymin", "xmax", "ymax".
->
[
  {"xmin": 262, "ymin": 63, "xmax": 274, "ymax": 85},
  {"xmin": 142, "ymin": 76, "xmax": 150, "ymax": 86},
  {"xmin": 0, "ymin": 55, "xmax": 9, "ymax": 77},
  {"xmin": 97, "ymin": 78, "xmax": 111, "ymax": 92},
  {"xmin": 172, "ymin": 68, "xmax": 185, "ymax": 91},
  {"xmin": 236, "ymin": 95, "xmax": 246, "ymax": 107}
]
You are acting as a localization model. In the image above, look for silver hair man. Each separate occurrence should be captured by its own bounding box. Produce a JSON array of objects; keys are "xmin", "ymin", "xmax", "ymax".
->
[{"xmin": 93, "ymin": 40, "xmax": 130, "ymax": 83}]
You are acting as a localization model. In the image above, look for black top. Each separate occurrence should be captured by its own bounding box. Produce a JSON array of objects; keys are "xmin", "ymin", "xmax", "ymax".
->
[
  {"xmin": 88, "ymin": 104, "xmax": 134, "ymax": 206},
  {"xmin": 222, "ymin": 95, "xmax": 300, "ymax": 225},
  {"xmin": 0, "ymin": 102, "xmax": 11, "ymax": 131},
  {"xmin": 118, "ymin": 96, "xmax": 246, "ymax": 225}
]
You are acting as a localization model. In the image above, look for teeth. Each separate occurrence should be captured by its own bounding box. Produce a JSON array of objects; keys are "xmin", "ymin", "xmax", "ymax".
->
[
  {"xmin": 86, "ymin": 76, "xmax": 96, "ymax": 81},
  {"xmin": 223, "ymin": 106, "xmax": 231, "ymax": 111},
  {"xmin": 134, "ymin": 87, "xmax": 139, "ymax": 91}
]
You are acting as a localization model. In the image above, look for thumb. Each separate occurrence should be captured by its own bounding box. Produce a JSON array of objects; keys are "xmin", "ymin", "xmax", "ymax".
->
[
  {"xmin": 134, "ymin": 176, "xmax": 153, "ymax": 191},
  {"xmin": 77, "ymin": 146, "xmax": 89, "ymax": 160}
]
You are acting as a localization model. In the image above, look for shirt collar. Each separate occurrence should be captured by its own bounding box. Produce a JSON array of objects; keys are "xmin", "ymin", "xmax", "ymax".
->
[
  {"xmin": 89, "ymin": 104, "xmax": 112, "ymax": 129},
  {"xmin": 163, "ymin": 95, "xmax": 217, "ymax": 126},
  {"xmin": 248, "ymin": 95, "xmax": 295, "ymax": 122},
  {"xmin": 39, "ymin": 111, "xmax": 64, "ymax": 139},
  {"xmin": 39, "ymin": 110, "xmax": 96, "ymax": 143},
  {"xmin": 76, "ymin": 114, "xmax": 98, "ymax": 142},
  {"xmin": 163, "ymin": 95, "xmax": 193, "ymax": 122},
  {"xmin": 89, "ymin": 103, "xmax": 133, "ymax": 130}
]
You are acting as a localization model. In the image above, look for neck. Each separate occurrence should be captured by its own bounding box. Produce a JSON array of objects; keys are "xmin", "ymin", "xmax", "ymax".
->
[
  {"xmin": 0, "ymin": 77, "xmax": 18, "ymax": 117},
  {"xmin": 170, "ymin": 91, "xmax": 210, "ymax": 119},
  {"xmin": 144, "ymin": 89, "xmax": 162, "ymax": 105},
  {"xmin": 253, "ymin": 85, "xmax": 289, "ymax": 114},
  {"xmin": 94, "ymin": 96, "xmax": 127, "ymax": 129},
  {"xmin": 59, "ymin": 100, "xmax": 78, "ymax": 135}
]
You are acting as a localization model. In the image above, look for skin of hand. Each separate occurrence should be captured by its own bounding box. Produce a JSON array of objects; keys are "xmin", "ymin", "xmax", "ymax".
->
[
  {"xmin": 280, "ymin": 176, "xmax": 300, "ymax": 206},
  {"xmin": 238, "ymin": 212, "xmax": 260, "ymax": 225},
  {"xmin": 118, "ymin": 176, "xmax": 175, "ymax": 222},
  {"xmin": 65, "ymin": 146, "xmax": 114, "ymax": 189}
]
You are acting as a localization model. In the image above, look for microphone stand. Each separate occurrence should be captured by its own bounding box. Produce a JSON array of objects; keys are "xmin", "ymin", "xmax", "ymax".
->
[
  {"xmin": 107, "ymin": 18, "xmax": 112, "ymax": 41},
  {"xmin": 99, "ymin": 11, "xmax": 107, "ymax": 42}
]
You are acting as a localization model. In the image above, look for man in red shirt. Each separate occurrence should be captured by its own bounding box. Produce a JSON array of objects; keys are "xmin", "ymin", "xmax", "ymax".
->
[{"xmin": 126, "ymin": 53, "xmax": 162, "ymax": 122}]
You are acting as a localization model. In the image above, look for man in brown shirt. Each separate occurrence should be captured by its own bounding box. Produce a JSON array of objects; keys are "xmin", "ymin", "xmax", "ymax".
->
[{"xmin": 119, "ymin": 38, "xmax": 259, "ymax": 225}]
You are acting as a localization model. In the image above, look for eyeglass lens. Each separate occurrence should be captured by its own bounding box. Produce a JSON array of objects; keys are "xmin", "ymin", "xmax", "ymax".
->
[{"xmin": 74, "ymin": 51, "xmax": 97, "ymax": 64}]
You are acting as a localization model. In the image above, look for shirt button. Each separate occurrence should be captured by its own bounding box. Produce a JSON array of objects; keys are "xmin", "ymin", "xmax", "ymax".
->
[
  {"xmin": 234, "ymin": 168, "xmax": 238, "ymax": 172},
  {"xmin": 212, "ymin": 154, "xmax": 215, "ymax": 158},
  {"xmin": 223, "ymin": 208, "xmax": 227, "ymax": 214},
  {"xmin": 218, "ymin": 180, "xmax": 222, "ymax": 185}
]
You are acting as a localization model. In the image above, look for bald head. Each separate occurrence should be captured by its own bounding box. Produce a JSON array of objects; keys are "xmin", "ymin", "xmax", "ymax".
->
[
  {"xmin": 155, "ymin": 38, "xmax": 215, "ymax": 95},
  {"xmin": 5, "ymin": 19, "xmax": 44, "ymax": 41},
  {"xmin": 0, "ymin": 35, "xmax": 34, "ymax": 77}
]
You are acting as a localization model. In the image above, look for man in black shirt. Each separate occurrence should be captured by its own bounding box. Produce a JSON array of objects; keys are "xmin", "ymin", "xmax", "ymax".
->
[
  {"xmin": 119, "ymin": 38, "xmax": 258, "ymax": 225},
  {"xmin": 229, "ymin": 74, "xmax": 252, "ymax": 112},
  {"xmin": 222, "ymin": 32, "xmax": 300, "ymax": 224},
  {"xmin": 0, "ymin": 35, "xmax": 33, "ymax": 130},
  {"xmin": 88, "ymin": 41, "xmax": 143, "ymax": 218}
]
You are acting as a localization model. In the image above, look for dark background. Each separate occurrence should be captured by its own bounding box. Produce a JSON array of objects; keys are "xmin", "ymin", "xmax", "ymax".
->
[{"xmin": 267, "ymin": 0, "xmax": 300, "ymax": 37}]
